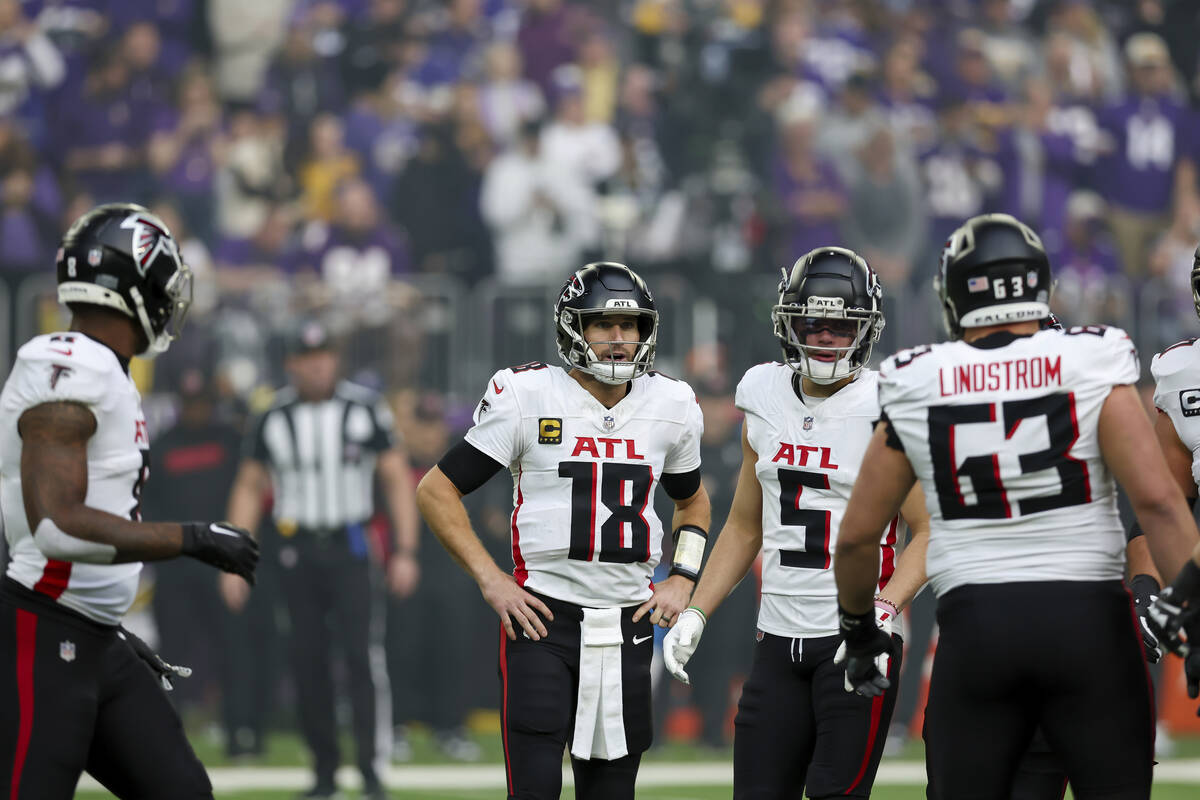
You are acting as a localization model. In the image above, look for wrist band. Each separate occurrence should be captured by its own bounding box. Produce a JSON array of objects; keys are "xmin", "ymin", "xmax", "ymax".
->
[
  {"xmin": 873, "ymin": 596, "xmax": 900, "ymax": 617},
  {"xmin": 686, "ymin": 605, "xmax": 708, "ymax": 625},
  {"xmin": 669, "ymin": 525, "xmax": 707, "ymax": 581}
]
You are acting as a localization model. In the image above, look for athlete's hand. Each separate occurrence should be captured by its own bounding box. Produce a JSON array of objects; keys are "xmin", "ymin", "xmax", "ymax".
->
[
  {"xmin": 1146, "ymin": 586, "xmax": 1193, "ymax": 657},
  {"xmin": 480, "ymin": 568, "xmax": 553, "ymax": 641},
  {"xmin": 1130, "ymin": 574, "xmax": 1163, "ymax": 663},
  {"xmin": 181, "ymin": 522, "xmax": 259, "ymax": 584},
  {"xmin": 663, "ymin": 607, "xmax": 706, "ymax": 684},
  {"xmin": 387, "ymin": 551, "xmax": 420, "ymax": 598},
  {"xmin": 120, "ymin": 626, "xmax": 192, "ymax": 691},
  {"xmin": 634, "ymin": 573, "xmax": 693, "ymax": 628},
  {"xmin": 835, "ymin": 602, "xmax": 898, "ymax": 697},
  {"xmin": 219, "ymin": 573, "xmax": 251, "ymax": 613}
]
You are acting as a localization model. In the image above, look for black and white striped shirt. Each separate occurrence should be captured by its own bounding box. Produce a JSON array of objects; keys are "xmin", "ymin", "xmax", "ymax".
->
[{"xmin": 247, "ymin": 381, "xmax": 395, "ymax": 531}]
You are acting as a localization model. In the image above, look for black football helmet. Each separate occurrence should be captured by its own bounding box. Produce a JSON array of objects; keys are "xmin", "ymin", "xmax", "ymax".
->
[
  {"xmin": 554, "ymin": 262, "xmax": 658, "ymax": 384},
  {"xmin": 56, "ymin": 203, "xmax": 192, "ymax": 355},
  {"xmin": 772, "ymin": 246, "xmax": 885, "ymax": 384},
  {"xmin": 935, "ymin": 213, "xmax": 1051, "ymax": 340},
  {"xmin": 1191, "ymin": 244, "xmax": 1200, "ymax": 321}
]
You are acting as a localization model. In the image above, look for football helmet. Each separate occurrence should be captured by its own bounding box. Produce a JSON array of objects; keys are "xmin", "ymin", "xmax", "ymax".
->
[
  {"xmin": 56, "ymin": 203, "xmax": 192, "ymax": 355},
  {"xmin": 1191, "ymin": 244, "xmax": 1200, "ymax": 321},
  {"xmin": 935, "ymin": 213, "xmax": 1051, "ymax": 340},
  {"xmin": 554, "ymin": 262, "xmax": 658, "ymax": 385},
  {"xmin": 772, "ymin": 247, "xmax": 885, "ymax": 384}
]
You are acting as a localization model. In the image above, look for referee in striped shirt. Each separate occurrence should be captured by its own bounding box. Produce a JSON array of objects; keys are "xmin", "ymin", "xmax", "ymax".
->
[{"xmin": 223, "ymin": 320, "xmax": 419, "ymax": 800}]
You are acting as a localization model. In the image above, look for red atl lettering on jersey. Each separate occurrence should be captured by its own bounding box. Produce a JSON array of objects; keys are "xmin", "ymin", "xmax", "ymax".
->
[
  {"xmin": 770, "ymin": 443, "xmax": 839, "ymax": 469},
  {"xmin": 134, "ymin": 419, "xmax": 148, "ymax": 445},
  {"xmin": 570, "ymin": 436, "xmax": 645, "ymax": 460}
]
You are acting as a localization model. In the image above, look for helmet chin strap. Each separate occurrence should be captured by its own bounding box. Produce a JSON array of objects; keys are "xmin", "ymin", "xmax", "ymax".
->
[
  {"xmin": 585, "ymin": 353, "xmax": 638, "ymax": 385},
  {"xmin": 803, "ymin": 355, "xmax": 855, "ymax": 384},
  {"xmin": 129, "ymin": 286, "xmax": 170, "ymax": 356}
]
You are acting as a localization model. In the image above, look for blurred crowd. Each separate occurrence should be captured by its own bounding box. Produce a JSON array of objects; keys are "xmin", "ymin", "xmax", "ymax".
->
[{"xmin": 7, "ymin": 0, "xmax": 1200, "ymax": 758}]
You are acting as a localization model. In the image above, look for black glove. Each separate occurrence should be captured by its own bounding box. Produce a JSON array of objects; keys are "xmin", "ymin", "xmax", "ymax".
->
[
  {"xmin": 837, "ymin": 604, "xmax": 895, "ymax": 698},
  {"xmin": 1147, "ymin": 561, "xmax": 1200, "ymax": 657},
  {"xmin": 1129, "ymin": 573, "xmax": 1163, "ymax": 664},
  {"xmin": 119, "ymin": 626, "xmax": 192, "ymax": 691},
  {"xmin": 181, "ymin": 522, "xmax": 259, "ymax": 584}
]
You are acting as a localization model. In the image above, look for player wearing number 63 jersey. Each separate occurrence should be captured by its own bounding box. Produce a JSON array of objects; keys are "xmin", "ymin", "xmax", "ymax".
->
[
  {"xmin": 834, "ymin": 213, "xmax": 1200, "ymax": 800},
  {"xmin": 417, "ymin": 262, "xmax": 710, "ymax": 800},
  {"xmin": 662, "ymin": 247, "xmax": 931, "ymax": 798}
]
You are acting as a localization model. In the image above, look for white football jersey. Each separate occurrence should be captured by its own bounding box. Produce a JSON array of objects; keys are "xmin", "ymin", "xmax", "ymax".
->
[
  {"xmin": 1, "ymin": 333, "xmax": 148, "ymax": 625},
  {"xmin": 465, "ymin": 363, "xmax": 703, "ymax": 607},
  {"xmin": 737, "ymin": 364, "xmax": 899, "ymax": 638},
  {"xmin": 1151, "ymin": 338, "xmax": 1200, "ymax": 488},
  {"xmin": 879, "ymin": 326, "xmax": 1139, "ymax": 597}
]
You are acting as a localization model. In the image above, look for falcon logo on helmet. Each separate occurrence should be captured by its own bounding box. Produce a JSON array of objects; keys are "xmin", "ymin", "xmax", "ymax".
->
[
  {"xmin": 56, "ymin": 203, "xmax": 193, "ymax": 356},
  {"xmin": 553, "ymin": 262, "xmax": 658, "ymax": 385}
]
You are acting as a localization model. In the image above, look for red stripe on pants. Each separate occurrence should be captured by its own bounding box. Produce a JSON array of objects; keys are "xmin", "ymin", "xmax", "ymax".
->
[
  {"xmin": 499, "ymin": 626, "xmax": 512, "ymax": 796},
  {"xmin": 10, "ymin": 609, "xmax": 37, "ymax": 800}
]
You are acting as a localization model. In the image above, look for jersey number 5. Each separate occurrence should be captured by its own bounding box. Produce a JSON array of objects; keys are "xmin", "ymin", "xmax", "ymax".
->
[
  {"xmin": 559, "ymin": 461, "xmax": 652, "ymax": 563},
  {"xmin": 777, "ymin": 468, "xmax": 831, "ymax": 569},
  {"xmin": 929, "ymin": 392, "xmax": 1090, "ymax": 520}
]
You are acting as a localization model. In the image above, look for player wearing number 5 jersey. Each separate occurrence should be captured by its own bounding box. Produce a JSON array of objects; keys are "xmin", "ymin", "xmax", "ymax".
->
[
  {"xmin": 0, "ymin": 204, "xmax": 259, "ymax": 800},
  {"xmin": 416, "ymin": 262, "xmax": 710, "ymax": 800},
  {"xmin": 834, "ymin": 213, "xmax": 1200, "ymax": 799},
  {"xmin": 662, "ymin": 248, "xmax": 932, "ymax": 799}
]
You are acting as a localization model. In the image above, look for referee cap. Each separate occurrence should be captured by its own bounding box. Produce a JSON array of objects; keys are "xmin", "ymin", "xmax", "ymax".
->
[{"xmin": 288, "ymin": 319, "xmax": 335, "ymax": 355}]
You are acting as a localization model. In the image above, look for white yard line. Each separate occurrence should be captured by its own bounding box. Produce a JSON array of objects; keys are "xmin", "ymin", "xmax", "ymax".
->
[{"xmin": 76, "ymin": 759, "xmax": 1200, "ymax": 792}]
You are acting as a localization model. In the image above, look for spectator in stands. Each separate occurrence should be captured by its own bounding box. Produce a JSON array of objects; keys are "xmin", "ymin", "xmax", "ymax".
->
[
  {"xmin": 1048, "ymin": 190, "xmax": 1127, "ymax": 327},
  {"xmin": 877, "ymin": 39, "xmax": 937, "ymax": 153},
  {"xmin": 262, "ymin": 15, "xmax": 347, "ymax": 169},
  {"xmin": 207, "ymin": 0, "xmax": 293, "ymax": 105},
  {"xmin": 214, "ymin": 205, "xmax": 302, "ymax": 291},
  {"xmin": 842, "ymin": 125, "xmax": 926, "ymax": 287},
  {"xmin": 415, "ymin": 0, "xmax": 488, "ymax": 89},
  {"xmin": 766, "ymin": 104, "xmax": 846, "ymax": 264},
  {"xmin": 1097, "ymin": 32, "xmax": 1194, "ymax": 277},
  {"xmin": 147, "ymin": 66, "xmax": 225, "ymax": 243},
  {"xmin": 516, "ymin": 0, "xmax": 584, "ymax": 100},
  {"xmin": 481, "ymin": 118, "xmax": 595, "ymax": 284},
  {"xmin": 299, "ymin": 114, "xmax": 361, "ymax": 222},
  {"xmin": 976, "ymin": 0, "xmax": 1037, "ymax": 92},
  {"xmin": 816, "ymin": 71, "xmax": 887, "ymax": 183},
  {"xmin": 0, "ymin": 0, "xmax": 66, "ymax": 120},
  {"xmin": 121, "ymin": 21, "xmax": 173, "ymax": 111},
  {"xmin": 216, "ymin": 107, "xmax": 293, "ymax": 239},
  {"xmin": 477, "ymin": 41, "xmax": 545, "ymax": 148},
  {"xmin": 0, "ymin": 119, "xmax": 60, "ymax": 272},
  {"xmin": 339, "ymin": 0, "xmax": 410, "ymax": 95},
  {"xmin": 577, "ymin": 28, "xmax": 619, "ymax": 125},
  {"xmin": 1046, "ymin": 0, "xmax": 1124, "ymax": 101}
]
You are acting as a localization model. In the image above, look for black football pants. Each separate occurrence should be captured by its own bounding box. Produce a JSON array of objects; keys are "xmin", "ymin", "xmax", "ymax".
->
[
  {"xmin": 0, "ymin": 579, "xmax": 212, "ymax": 799},
  {"xmin": 924, "ymin": 580, "xmax": 1153, "ymax": 800}
]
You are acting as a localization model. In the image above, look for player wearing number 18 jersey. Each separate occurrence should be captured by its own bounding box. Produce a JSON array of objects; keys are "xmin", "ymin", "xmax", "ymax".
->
[
  {"xmin": 834, "ymin": 214, "xmax": 1200, "ymax": 799},
  {"xmin": 417, "ymin": 262, "xmax": 710, "ymax": 800}
]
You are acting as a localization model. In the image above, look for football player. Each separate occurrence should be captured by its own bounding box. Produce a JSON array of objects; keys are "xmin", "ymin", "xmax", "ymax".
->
[
  {"xmin": 416, "ymin": 262, "xmax": 710, "ymax": 800},
  {"xmin": 661, "ymin": 247, "xmax": 931, "ymax": 798},
  {"xmin": 833, "ymin": 213, "xmax": 1200, "ymax": 798},
  {"xmin": 0, "ymin": 203, "xmax": 259, "ymax": 799},
  {"xmin": 1141, "ymin": 244, "xmax": 1200, "ymax": 704}
]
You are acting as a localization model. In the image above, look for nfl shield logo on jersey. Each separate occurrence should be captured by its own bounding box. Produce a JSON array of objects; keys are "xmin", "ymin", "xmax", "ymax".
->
[
  {"xmin": 60, "ymin": 640, "xmax": 76, "ymax": 662},
  {"xmin": 603, "ymin": 414, "xmax": 616, "ymax": 431},
  {"xmin": 803, "ymin": 416, "xmax": 814, "ymax": 431}
]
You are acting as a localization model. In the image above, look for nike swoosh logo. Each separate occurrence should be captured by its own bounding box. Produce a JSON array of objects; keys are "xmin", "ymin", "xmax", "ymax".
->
[
  {"xmin": 632, "ymin": 634, "xmax": 653, "ymax": 645},
  {"xmin": 493, "ymin": 380, "xmax": 504, "ymax": 394},
  {"xmin": 49, "ymin": 348, "xmax": 72, "ymax": 356}
]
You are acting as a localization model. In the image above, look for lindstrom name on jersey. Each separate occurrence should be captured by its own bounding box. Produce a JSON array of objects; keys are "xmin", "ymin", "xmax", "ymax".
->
[
  {"xmin": 1151, "ymin": 337, "xmax": 1200, "ymax": 488},
  {"xmin": 878, "ymin": 326, "xmax": 1139, "ymax": 597},
  {"xmin": 737, "ymin": 364, "xmax": 899, "ymax": 638},
  {"xmin": 1, "ymin": 333, "xmax": 148, "ymax": 625},
  {"xmin": 465, "ymin": 363, "xmax": 703, "ymax": 607}
]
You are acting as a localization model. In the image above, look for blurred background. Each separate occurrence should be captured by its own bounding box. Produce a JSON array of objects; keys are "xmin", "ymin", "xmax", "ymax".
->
[{"xmin": 6, "ymin": 0, "xmax": 1200, "ymax": 783}]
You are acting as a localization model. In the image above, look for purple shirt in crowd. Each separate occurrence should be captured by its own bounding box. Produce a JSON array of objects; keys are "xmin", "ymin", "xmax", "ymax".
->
[
  {"xmin": 770, "ymin": 155, "xmax": 846, "ymax": 257},
  {"xmin": 1096, "ymin": 94, "xmax": 1194, "ymax": 214}
]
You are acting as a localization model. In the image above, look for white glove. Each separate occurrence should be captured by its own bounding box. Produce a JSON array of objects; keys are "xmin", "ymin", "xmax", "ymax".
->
[
  {"xmin": 834, "ymin": 600, "xmax": 900, "ymax": 693},
  {"xmin": 663, "ymin": 607, "xmax": 707, "ymax": 684}
]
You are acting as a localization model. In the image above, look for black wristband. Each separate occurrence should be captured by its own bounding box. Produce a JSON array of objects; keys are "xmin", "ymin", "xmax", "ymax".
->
[
  {"xmin": 838, "ymin": 603, "xmax": 876, "ymax": 645},
  {"xmin": 1172, "ymin": 560, "xmax": 1200, "ymax": 601}
]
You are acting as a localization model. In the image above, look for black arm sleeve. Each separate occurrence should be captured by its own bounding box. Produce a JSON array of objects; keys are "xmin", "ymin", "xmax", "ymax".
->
[
  {"xmin": 877, "ymin": 412, "xmax": 905, "ymax": 453},
  {"xmin": 661, "ymin": 468, "xmax": 702, "ymax": 500},
  {"xmin": 437, "ymin": 440, "xmax": 506, "ymax": 496}
]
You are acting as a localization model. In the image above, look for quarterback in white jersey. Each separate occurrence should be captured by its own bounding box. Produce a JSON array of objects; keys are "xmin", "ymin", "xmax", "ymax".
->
[
  {"xmin": 663, "ymin": 248, "xmax": 931, "ymax": 798},
  {"xmin": 417, "ymin": 262, "xmax": 710, "ymax": 800},
  {"xmin": 834, "ymin": 214, "xmax": 1200, "ymax": 799},
  {"xmin": 0, "ymin": 204, "xmax": 258, "ymax": 800}
]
